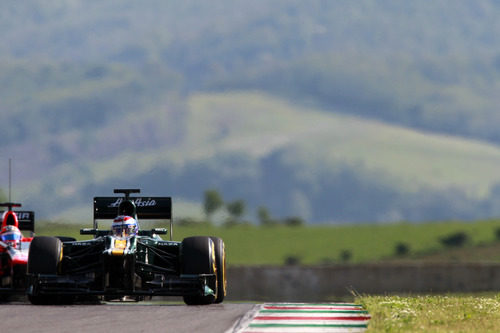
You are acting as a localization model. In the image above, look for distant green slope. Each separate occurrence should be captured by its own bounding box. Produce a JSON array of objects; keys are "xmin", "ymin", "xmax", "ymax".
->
[
  {"xmin": 185, "ymin": 92, "xmax": 500, "ymax": 197},
  {"xmin": 10, "ymin": 92, "xmax": 500, "ymax": 222}
]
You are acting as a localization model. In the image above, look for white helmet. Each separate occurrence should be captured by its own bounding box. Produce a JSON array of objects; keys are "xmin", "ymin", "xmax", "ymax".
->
[{"xmin": 111, "ymin": 215, "xmax": 138, "ymax": 238}]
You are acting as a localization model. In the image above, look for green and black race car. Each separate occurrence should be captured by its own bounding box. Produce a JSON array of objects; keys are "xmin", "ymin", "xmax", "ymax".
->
[{"xmin": 26, "ymin": 189, "xmax": 226, "ymax": 305}]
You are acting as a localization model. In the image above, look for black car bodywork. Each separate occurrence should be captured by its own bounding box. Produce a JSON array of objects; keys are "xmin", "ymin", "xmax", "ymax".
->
[{"xmin": 26, "ymin": 189, "xmax": 226, "ymax": 305}]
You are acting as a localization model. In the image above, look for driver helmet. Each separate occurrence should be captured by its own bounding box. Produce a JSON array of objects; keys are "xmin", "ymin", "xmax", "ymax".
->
[
  {"xmin": 1, "ymin": 225, "xmax": 23, "ymax": 247},
  {"xmin": 2, "ymin": 211, "xmax": 19, "ymax": 228},
  {"xmin": 111, "ymin": 215, "xmax": 138, "ymax": 238}
]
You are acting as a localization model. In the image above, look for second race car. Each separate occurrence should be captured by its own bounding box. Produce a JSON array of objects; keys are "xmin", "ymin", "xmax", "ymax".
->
[{"xmin": 0, "ymin": 202, "xmax": 35, "ymax": 298}]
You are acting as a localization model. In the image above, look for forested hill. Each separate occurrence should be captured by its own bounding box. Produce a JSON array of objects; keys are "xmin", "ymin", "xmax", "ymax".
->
[{"xmin": 0, "ymin": 1, "xmax": 499, "ymax": 223}]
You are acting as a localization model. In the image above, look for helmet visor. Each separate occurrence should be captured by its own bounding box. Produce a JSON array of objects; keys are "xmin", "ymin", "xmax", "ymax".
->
[{"xmin": 112, "ymin": 222, "xmax": 137, "ymax": 238}]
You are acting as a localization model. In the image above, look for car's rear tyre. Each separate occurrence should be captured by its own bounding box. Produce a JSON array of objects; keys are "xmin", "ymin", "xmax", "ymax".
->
[
  {"xmin": 210, "ymin": 237, "xmax": 226, "ymax": 304},
  {"xmin": 27, "ymin": 236, "xmax": 69, "ymax": 305},
  {"xmin": 181, "ymin": 236, "xmax": 217, "ymax": 305}
]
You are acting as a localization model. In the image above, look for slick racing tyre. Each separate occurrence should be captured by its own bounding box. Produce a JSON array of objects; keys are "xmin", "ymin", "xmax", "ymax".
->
[
  {"xmin": 210, "ymin": 236, "xmax": 226, "ymax": 304},
  {"xmin": 28, "ymin": 236, "xmax": 62, "ymax": 274},
  {"xmin": 181, "ymin": 236, "xmax": 217, "ymax": 305},
  {"xmin": 27, "ymin": 236, "xmax": 69, "ymax": 305}
]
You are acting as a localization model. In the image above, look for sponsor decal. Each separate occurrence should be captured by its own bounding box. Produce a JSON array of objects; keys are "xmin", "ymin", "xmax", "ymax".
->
[
  {"xmin": 110, "ymin": 239, "xmax": 128, "ymax": 256},
  {"xmin": 108, "ymin": 198, "xmax": 157, "ymax": 208},
  {"xmin": 134, "ymin": 198, "xmax": 157, "ymax": 207},
  {"xmin": 0, "ymin": 211, "xmax": 32, "ymax": 220},
  {"xmin": 73, "ymin": 242, "xmax": 94, "ymax": 246},
  {"xmin": 114, "ymin": 239, "xmax": 127, "ymax": 249},
  {"xmin": 157, "ymin": 241, "xmax": 178, "ymax": 246},
  {"xmin": 16, "ymin": 212, "xmax": 32, "ymax": 220}
]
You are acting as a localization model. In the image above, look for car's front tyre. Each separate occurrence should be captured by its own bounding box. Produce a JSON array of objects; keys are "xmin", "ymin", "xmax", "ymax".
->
[
  {"xmin": 181, "ymin": 236, "xmax": 217, "ymax": 305},
  {"xmin": 27, "ymin": 236, "xmax": 69, "ymax": 305},
  {"xmin": 210, "ymin": 236, "xmax": 226, "ymax": 304}
]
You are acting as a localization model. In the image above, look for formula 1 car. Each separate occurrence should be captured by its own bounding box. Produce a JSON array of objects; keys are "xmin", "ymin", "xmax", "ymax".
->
[
  {"xmin": 26, "ymin": 189, "xmax": 226, "ymax": 305},
  {"xmin": 0, "ymin": 202, "xmax": 35, "ymax": 298}
]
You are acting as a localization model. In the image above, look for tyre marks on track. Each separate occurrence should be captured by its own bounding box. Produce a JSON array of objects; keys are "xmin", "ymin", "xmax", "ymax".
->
[{"xmin": 235, "ymin": 303, "xmax": 371, "ymax": 332}]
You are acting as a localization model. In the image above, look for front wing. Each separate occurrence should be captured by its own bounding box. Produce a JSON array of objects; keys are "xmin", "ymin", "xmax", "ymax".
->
[{"xmin": 27, "ymin": 273, "xmax": 216, "ymax": 298}]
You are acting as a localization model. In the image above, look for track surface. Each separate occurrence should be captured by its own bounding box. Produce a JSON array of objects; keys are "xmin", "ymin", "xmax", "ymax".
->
[{"xmin": 0, "ymin": 300, "xmax": 256, "ymax": 333}]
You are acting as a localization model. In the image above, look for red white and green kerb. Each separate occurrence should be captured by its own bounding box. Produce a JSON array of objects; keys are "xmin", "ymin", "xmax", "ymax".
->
[{"xmin": 239, "ymin": 303, "xmax": 371, "ymax": 332}]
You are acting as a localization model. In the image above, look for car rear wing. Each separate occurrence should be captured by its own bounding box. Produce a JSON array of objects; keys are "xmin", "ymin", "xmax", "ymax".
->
[
  {"xmin": 0, "ymin": 211, "xmax": 35, "ymax": 232},
  {"xmin": 93, "ymin": 196, "xmax": 172, "ymax": 240}
]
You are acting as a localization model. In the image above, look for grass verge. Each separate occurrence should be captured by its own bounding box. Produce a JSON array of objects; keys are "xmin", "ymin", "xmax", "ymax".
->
[{"xmin": 356, "ymin": 294, "xmax": 500, "ymax": 332}]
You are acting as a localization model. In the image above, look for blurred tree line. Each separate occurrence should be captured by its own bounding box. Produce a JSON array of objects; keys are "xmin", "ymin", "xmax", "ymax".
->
[{"xmin": 200, "ymin": 189, "xmax": 304, "ymax": 227}]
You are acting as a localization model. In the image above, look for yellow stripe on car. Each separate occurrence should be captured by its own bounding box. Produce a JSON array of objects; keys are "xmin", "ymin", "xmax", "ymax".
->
[{"xmin": 111, "ymin": 249, "xmax": 125, "ymax": 256}]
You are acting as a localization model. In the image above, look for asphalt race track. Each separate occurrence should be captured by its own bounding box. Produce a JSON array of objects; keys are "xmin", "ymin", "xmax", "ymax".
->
[{"xmin": 0, "ymin": 300, "xmax": 257, "ymax": 333}]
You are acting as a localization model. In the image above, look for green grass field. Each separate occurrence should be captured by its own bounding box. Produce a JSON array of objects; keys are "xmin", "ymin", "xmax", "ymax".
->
[
  {"xmin": 357, "ymin": 294, "xmax": 500, "ymax": 332},
  {"xmin": 35, "ymin": 219, "xmax": 500, "ymax": 266}
]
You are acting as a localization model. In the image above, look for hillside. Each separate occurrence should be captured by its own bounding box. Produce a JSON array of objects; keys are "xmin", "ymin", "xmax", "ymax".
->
[
  {"xmin": 1, "ymin": 1, "xmax": 498, "ymax": 143},
  {"xmin": 4, "ymin": 92, "xmax": 500, "ymax": 223},
  {"xmin": 0, "ymin": 1, "xmax": 499, "ymax": 223}
]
